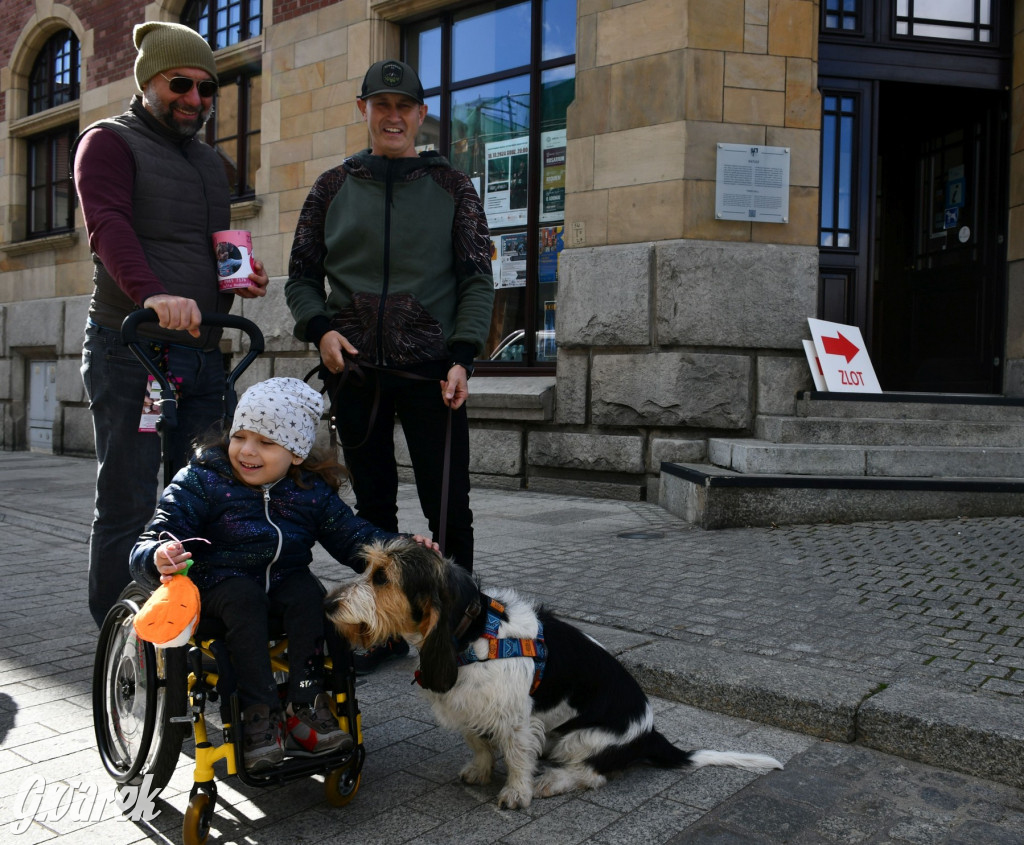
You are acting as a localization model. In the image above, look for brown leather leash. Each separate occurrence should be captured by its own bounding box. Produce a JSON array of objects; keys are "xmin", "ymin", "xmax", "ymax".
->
[{"xmin": 306, "ymin": 356, "xmax": 453, "ymax": 557}]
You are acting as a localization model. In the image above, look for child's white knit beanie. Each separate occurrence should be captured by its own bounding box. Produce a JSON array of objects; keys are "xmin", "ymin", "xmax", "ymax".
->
[{"xmin": 230, "ymin": 378, "xmax": 323, "ymax": 459}]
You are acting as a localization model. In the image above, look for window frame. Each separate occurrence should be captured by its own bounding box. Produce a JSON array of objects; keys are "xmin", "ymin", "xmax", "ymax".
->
[
  {"xmin": 27, "ymin": 124, "xmax": 77, "ymax": 238},
  {"xmin": 819, "ymin": 91, "xmax": 860, "ymax": 252},
  {"xmin": 181, "ymin": 1, "xmax": 263, "ymax": 201},
  {"xmin": 819, "ymin": 1, "xmax": 1010, "ymax": 102},
  {"xmin": 893, "ymin": 0, "xmax": 995, "ymax": 45},
  {"xmin": 203, "ymin": 67, "xmax": 261, "ymax": 200},
  {"xmin": 816, "ymin": 78, "xmax": 877, "ymax": 331},
  {"xmin": 822, "ymin": 0, "xmax": 865, "ymax": 35},
  {"xmin": 21, "ymin": 29, "xmax": 80, "ymax": 241},
  {"xmin": 821, "ymin": 0, "xmax": 1008, "ymax": 54},
  {"xmin": 28, "ymin": 29, "xmax": 80, "ymax": 116},
  {"xmin": 181, "ymin": 0, "xmax": 263, "ymax": 51},
  {"xmin": 404, "ymin": 0, "xmax": 575, "ymax": 373}
]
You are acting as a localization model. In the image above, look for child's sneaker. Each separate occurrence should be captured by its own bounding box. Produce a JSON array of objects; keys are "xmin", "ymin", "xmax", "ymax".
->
[
  {"xmin": 285, "ymin": 693, "xmax": 353, "ymax": 755},
  {"xmin": 242, "ymin": 703, "xmax": 284, "ymax": 772}
]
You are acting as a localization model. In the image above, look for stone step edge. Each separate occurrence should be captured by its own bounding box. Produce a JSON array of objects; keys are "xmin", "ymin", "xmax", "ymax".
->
[
  {"xmin": 800, "ymin": 390, "xmax": 1024, "ymax": 408},
  {"xmin": 661, "ymin": 462, "xmax": 1024, "ymax": 494},
  {"xmin": 707, "ymin": 440, "xmax": 1024, "ymax": 476},
  {"xmin": 617, "ymin": 636, "xmax": 1024, "ymax": 791},
  {"xmin": 709, "ymin": 439, "xmax": 1024, "ymax": 454},
  {"xmin": 768, "ymin": 416, "xmax": 1024, "ymax": 427}
]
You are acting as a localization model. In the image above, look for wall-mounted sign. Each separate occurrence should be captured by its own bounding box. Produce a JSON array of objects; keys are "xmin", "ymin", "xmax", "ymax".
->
[{"xmin": 715, "ymin": 144, "xmax": 790, "ymax": 223}]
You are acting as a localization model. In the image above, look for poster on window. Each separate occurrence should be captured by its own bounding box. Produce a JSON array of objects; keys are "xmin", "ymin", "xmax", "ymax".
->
[
  {"xmin": 490, "ymin": 232, "xmax": 528, "ymax": 289},
  {"xmin": 484, "ymin": 137, "xmax": 530, "ymax": 228},
  {"xmin": 539, "ymin": 225, "xmax": 563, "ymax": 284},
  {"xmin": 540, "ymin": 130, "xmax": 566, "ymax": 223}
]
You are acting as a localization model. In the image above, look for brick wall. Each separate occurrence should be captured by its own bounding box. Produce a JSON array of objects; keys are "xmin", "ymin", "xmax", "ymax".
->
[
  {"xmin": 273, "ymin": 0, "xmax": 339, "ymax": 26},
  {"xmin": 78, "ymin": 2, "xmax": 149, "ymax": 90},
  {"xmin": 0, "ymin": 0, "xmax": 34, "ymax": 124}
]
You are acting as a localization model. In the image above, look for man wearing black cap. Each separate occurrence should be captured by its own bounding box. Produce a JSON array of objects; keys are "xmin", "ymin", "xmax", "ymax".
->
[
  {"xmin": 74, "ymin": 22, "xmax": 269, "ymax": 627},
  {"xmin": 286, "ymin": 59, "xmax": 494, "ymax": 672}
]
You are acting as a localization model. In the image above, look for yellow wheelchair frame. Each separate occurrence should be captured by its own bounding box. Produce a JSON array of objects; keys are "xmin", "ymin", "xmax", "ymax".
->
[
  {"xmin": 180, "ymin": 634, "xmax": 364, "ymax": 844},
  {"xmin": 93, "ymin": 583, "xmax": 365, "ymax": 845}
]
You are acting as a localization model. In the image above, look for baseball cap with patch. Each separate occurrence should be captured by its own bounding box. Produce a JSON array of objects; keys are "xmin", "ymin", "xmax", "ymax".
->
[{"xmin": 359, "ymin": 59, "xmax": 424, "ymax": 104}]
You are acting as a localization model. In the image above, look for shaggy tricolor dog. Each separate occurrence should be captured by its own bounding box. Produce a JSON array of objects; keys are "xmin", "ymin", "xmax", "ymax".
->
[{"xmin": 325, "ymin": 537, "xmax": 782, "ymax": 809}]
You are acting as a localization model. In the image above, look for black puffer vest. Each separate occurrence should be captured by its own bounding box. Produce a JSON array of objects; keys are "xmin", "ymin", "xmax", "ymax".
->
[{"xmin": 76, "ymin": 97, "xmax": 232, "ymax": 348}]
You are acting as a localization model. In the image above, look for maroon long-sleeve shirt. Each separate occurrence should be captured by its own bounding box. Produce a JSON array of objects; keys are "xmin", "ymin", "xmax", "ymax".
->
[{"xmin": 74, "ymin": 128, "xmax": 167, "ymax": 306}]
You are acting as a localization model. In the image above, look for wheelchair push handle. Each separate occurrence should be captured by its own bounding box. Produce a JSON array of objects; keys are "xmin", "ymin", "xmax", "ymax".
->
[
  {"xmin": 121, "ymin": 308, "xmax": 265, "ymax": 354},
  {"xmin": 120, "ymin": 308, "xmax": 266, "ymax": 428}
]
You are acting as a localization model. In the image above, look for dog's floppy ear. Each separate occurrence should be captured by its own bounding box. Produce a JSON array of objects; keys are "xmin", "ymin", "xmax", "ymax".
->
[
  {"xmin": 413, "ymin": 555, "xmax": 480, "ymax": 693},
  {"xmin": 415, "ymin": 590, "xmax": 458, "ymax": 693}
]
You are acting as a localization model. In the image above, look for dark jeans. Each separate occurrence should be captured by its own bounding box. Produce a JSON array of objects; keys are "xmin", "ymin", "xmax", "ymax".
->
[
  {"xmin": 201, "ymin": 572, "xmax": 330, "ymax": 711},
  {"xmin": 81, "ymin": 321, "xmax": 225, "ymax": 627},
  {"xmin": 335, "ymin": 370, "xmax": 473, "ymax": 571}
]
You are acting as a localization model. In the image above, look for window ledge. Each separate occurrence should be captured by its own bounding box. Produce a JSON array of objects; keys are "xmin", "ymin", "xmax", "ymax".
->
[
  {"xmin": 467, "ymin": 376, "xmax": 555, "ymax": 421},
  {"xmin": 9, "ymin": 101, "xmax": 80, "ymax": 137},
  {"xmin": 230, "ymin": 198, "xmax": 262, "ymax": 223},
  {"xmin": 215, "ymin": 35, "xmax": 263, "ymax": 74},
  {"xmin": 370, "ymin": 0, "xmax": 450, "ymax": 21},
  {"xmin": 1, "ymin": 231, "xmax": 78, "ymax": 256}
]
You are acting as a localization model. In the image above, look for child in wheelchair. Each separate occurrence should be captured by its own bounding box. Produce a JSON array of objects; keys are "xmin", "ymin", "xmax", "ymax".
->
[{"xmin": 129, "ymin": 377, "xmax": 436, "ymax": 772}]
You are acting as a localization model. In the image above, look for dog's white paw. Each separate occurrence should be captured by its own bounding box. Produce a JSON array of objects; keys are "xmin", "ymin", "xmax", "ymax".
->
[
  {"xmin": 459, "ymin": 761, "xmax": 492, "ymax": 784},
  {"xmin": 496, "ymin": 784, "xmax": 532, "ymax": 809},
  {"xmin": 533, "ymin": 769, "xmax": 563, "ymax": 798},
  {"xmin": 534, "ymin": 765, "xmax": 606, "ymax": 798}
]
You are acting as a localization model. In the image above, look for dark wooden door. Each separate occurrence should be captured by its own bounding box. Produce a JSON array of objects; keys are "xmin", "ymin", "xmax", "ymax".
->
[{"xmin": 873, "ymin": 82, "xmax": 1006, "ymax": 393}]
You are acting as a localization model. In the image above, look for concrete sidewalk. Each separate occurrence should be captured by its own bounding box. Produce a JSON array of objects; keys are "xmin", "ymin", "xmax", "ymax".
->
[{"xmin": 1, "ymin": 449, "xmax": 1022, "ymax": 803}]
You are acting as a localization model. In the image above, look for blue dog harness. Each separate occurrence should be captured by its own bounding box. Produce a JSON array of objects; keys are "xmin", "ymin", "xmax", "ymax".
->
[
  {"xmin": 415, "ymin": 595, "xmax": 548, "ymax": 695},
  {"xmin": 456, "ymin": 596, "xmax": 547, "ymax": 694}
]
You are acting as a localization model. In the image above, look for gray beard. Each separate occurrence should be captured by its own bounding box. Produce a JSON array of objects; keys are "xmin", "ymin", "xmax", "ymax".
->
[{"xmin": 142, "ymin": 85, "xmax": 212, "ymax": 138}]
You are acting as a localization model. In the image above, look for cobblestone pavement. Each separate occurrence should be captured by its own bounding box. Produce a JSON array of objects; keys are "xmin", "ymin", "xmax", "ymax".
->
[
  {"xmin": 464, "ymin": 496, "xmax": 1024, "ymax": 698},
  {"xmin": 1, "ymin": 452, "xmax": 1022, "ymax": 843}
]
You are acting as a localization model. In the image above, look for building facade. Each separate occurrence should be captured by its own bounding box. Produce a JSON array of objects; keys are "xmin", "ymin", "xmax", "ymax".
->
[{"xmin": 1, "ymin": 0, "xmax": 1021, "ymax": 502}]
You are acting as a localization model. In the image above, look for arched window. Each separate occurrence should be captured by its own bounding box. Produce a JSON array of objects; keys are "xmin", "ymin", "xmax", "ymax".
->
[
  {"xmin": 182, "ymin": 0, "xmax": 262, "ymax": 50},
  {"xmin": 181, "ymin": 1, "xmax": 262, "ymax": 200},
  {"xmin": 29, "ymin": 29, "xmax": 79, "ymax": 115},
  {"xmin": 26, "ymin": 29, "xmax": 79, "ymax": 237}
]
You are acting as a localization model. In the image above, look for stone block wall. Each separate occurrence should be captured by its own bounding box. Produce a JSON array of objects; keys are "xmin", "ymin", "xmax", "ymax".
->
[
  {"xmin": 567, "ymin": 0, "xmax": 821, "ymax": 251},
  {"xmin": 555, "ymin": 237, "xmax": 818, "ymax": 496}
]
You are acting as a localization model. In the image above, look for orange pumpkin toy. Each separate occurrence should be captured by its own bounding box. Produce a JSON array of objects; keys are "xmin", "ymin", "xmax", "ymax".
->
[{"xmin": 133, "ymin": 560, "xmax": 201, "ymax": 648}]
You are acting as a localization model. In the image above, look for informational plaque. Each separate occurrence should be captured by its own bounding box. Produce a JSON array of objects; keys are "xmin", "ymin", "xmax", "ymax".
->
[{"xmin": 715, "ymin": 144, "xmax": 790, "ymax": 223}]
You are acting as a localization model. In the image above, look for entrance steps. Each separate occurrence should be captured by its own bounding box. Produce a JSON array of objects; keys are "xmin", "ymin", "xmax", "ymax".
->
[{"xmin": 659, "ymin": 392, "xmax": 1024, "ymax": 529}]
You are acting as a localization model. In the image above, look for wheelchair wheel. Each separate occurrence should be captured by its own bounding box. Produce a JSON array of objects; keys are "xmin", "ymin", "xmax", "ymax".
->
[
  {"xmin": 92, "ymin": 582, "xmax": 187, "ymax": 790},
  {"xmin": 183, "ymin": 791, "xmax": 214, "ymax": 845},
  {"xmin": 324, "ymin": 757, "xmax": 361, "ymax": 807}
]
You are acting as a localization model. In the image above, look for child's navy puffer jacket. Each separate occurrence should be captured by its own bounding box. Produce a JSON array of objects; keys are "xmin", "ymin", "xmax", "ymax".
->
[{"xmin": 130, "ymin": 447, "xmax": 396, "ymax": 593}]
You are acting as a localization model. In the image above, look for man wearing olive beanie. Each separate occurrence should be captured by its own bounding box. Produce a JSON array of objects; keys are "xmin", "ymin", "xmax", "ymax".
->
[
  {"xmin": 132, "ymin": 22, "xmax": 219, "ymax": 94},
  {"xmin": 73, "ymin": 21, "xmax": 270, "ymax": 627}
]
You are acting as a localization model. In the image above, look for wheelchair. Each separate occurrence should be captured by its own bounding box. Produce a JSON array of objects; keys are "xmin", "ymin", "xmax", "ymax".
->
[{"xmin": 91, "ymin": 310, "xmax": 364, "ymax": 845}]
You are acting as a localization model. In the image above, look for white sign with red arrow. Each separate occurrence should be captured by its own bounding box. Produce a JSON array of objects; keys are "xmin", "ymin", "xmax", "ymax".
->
[{"xmin": 807, "ymin": 318, "xmax": 882, "ymax": 393}]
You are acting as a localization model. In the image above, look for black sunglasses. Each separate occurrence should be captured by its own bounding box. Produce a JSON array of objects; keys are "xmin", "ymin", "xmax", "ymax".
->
[{"xmin": 160, "ymin": 72, "xmax": 218, "ymax": 98}]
